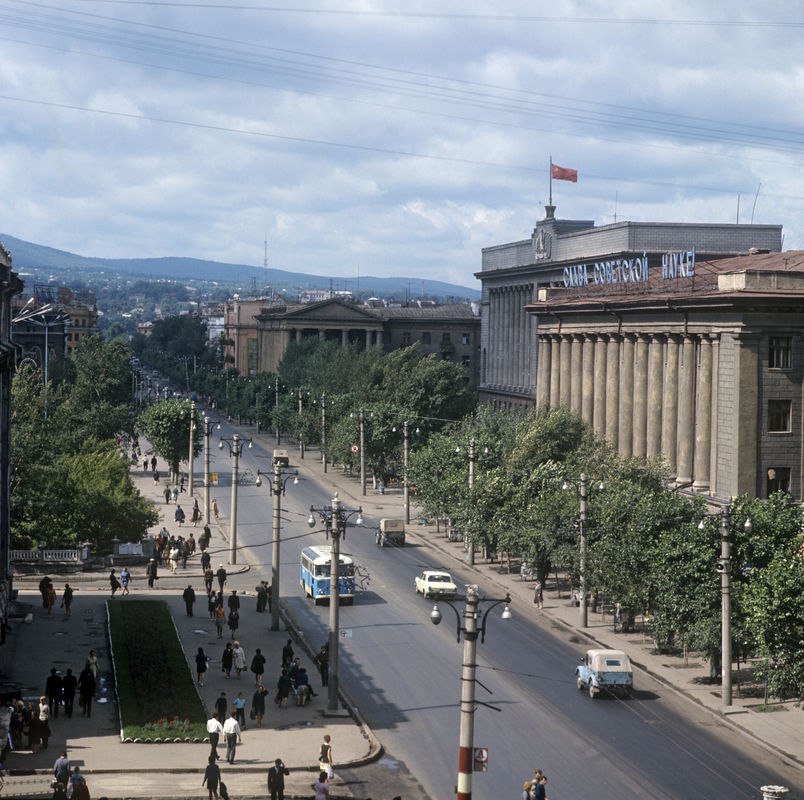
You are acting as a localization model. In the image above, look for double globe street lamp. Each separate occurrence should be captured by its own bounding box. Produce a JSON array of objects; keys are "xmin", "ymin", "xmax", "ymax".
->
[
  {"xmin": 430, "ymin": 585, "xmax": 511, "ymax": 800},
  {"xmin": 307, "ymin": 493, "xmax": 363, "ymax": 713},
  {"xmin": 256, "ymin": 462, "xmax": 299, "ymax": 632}
]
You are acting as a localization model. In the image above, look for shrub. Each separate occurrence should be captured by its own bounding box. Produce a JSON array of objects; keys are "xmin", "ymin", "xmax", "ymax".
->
[{"xmin": 108, "ymin": 599, "xmax": 207, "ymax": 740}]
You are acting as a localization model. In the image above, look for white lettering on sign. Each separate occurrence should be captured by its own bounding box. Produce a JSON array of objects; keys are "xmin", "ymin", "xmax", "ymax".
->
[{"xmin": 661, "ymin": 248, "xmax": 696, "ymax": 279}]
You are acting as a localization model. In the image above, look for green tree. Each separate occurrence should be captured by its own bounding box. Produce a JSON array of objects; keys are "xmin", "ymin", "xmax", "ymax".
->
[{"xmin": 137, "ymin": 400, "xmax": 201, "ymax": 478}]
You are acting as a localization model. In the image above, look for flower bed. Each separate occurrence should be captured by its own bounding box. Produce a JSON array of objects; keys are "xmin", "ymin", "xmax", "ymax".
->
[{"xmin": 108, "ymin": 599, "xmax": 207, "ymax": 742}]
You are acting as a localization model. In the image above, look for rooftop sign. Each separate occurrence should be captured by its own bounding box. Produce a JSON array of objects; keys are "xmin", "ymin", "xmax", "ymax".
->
[{"xmin": 562, "ymin": 248, "xmax": 696, "ymax": 290}]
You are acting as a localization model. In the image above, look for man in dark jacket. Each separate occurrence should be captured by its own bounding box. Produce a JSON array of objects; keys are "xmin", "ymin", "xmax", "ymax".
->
[
  {"xmin": 267, "ymin": 758, "xmax": 290, "ymax": 800},
  {"xmin": 61, "ymin": 668, "xmax": 77, "ymax": 717},
  {"xmin": 77, "ymin": 666, "xmax": 96, "ymax": 717},
  {"xmin": 146, "ymin": 558, "xmax": 158, "ymax": 588},
  {"xmin": 45, "ymin": 668, "xmax": 63, "ymax": 718},
  {"xmin": 216, "ymin": 564, "xmax": 227, "ymax": 592},
  {"xmin": 183, "ymin": 585, "xmax": 196, "ymax": 616}
]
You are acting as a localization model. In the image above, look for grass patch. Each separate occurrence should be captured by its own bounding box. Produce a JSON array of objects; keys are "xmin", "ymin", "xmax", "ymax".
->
[
  {"xmin": 749, "ymin": 704, "xmax": 790, "ymax": 713},
  {"xmin": 108, "ymin": 599, "xmax": 207, "ymax": 740}
]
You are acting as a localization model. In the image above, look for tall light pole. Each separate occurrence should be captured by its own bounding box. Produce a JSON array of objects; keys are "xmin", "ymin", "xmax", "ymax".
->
[
  {"xmin": 308, "ymin": 493, "xmax": 363, "ymax": 713},
  {"xmin": 456, "ymin": 439, "xmax": 486, "ymax": 566},
  {"xmin": 274, "ymin": 376, "xmax": 281, "ymax": 445},
  {"xmin": 219, "ymin": 434, "xmax": 252, "ymax": 565},
  {"xmin": 359, "ymin": 409, "xmax": 366, "ymax": 496},
  {"xmin": 320, "ymin": 393, "xmax": 327, "ymax": 474},
  {"xmin": 203, "ymin": 416, "xmax": 220, "ymax": 525},
  {"xmin": 256, "ymin": 461, "xmax": 299, "ymax": 632},
  {"xmin": 187, "ymin": 402, "xmax": 196, "ymax": 498},
  {"xmin": 403, "ymin": 421, "xmax": 410, "ymax": 524},
  {"xmin": 430, "ymin": 585, "xmax": 511, "ymax": 800},
  {"xmin": 699, "ymin": 507, "xmax": 751, "ymax": 712}
]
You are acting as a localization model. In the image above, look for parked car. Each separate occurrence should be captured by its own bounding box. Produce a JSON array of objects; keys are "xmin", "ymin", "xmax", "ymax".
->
[
  {"xmin": 414, "ymin": 570, "xmax": 457, "ymax": 599},
  {"xmin": 576, "ymin": 648, "xmax": 633, "ymax": 698}
]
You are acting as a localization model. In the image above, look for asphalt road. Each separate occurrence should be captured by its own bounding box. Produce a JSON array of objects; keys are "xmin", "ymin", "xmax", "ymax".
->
[{"xmin": 208, "ymin": 423, "xmax": 800, "ymax": 800}]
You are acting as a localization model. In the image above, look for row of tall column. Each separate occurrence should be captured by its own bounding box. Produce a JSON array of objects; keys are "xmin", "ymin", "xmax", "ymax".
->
[
  {"xmin": 536, "ymin": 332, "xmax": 718, "ymax": 490},
  {"xmin": 484, "ymin": 285, "xmax": 535, "ymax": 392}
]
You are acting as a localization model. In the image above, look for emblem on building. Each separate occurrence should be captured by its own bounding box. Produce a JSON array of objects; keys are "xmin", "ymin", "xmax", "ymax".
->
[{"xmin": 533, "ymin": 228, "xmax": 552, "ymax": 261}]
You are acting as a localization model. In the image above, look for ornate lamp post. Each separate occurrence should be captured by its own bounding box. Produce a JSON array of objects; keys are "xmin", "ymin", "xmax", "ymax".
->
[
  {"xmin": 307, "ymin": 493, "xmax": 363, "ymax": 712},
  {"xmin": 274, "ymin": 376, "xmax": 281, "ymax": 445},
  {"xmin": 219, "ymin": 433, "xmax": 252, "ymax": 564},
  {"xmin": 256, "ymin": 461, "xmax": 299, "ymax": 631},
  {"xmin": 456, "ymin": 439, "xmax": 488, "ymax": 565},
  {"xmin": 430, "ymin": 585, "xmax": 511, "ymax": 800},
  {"xmin": 187, "ymin": 402, "xmax": 196, "ymax": 497}
]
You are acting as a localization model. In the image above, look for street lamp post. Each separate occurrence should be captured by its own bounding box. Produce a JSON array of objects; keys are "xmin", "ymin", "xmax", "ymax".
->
[
  {"xmin": 403, "ymin": 421, "xmax": 410, "ymax": 524},
  {"xmin": 699, "ymin": 507, "xmax": 751, "ymax": 712},
  {"xmin": 256, "ymin": 462, "xmax": 299, "ymax": 632},
  {"xmin": 359, "ymin": 409, "xmax": 366, "ymax": 496},
  {"xmin": 430, "ymin": 585, "xmax": 512, "ymax": 800},
  {"xmin": 308, "ymin": 493, "xmax": 363, "ymax": 712},
  {"xmin": 203, "ymin": 416, "xmax": 220, "ymax": 525},
  {"xmin": 320, "ymin": 393, "xmax": 327, "ymax": 474},
  {"xmin": 188, "ymin": 402, "xmax": 196, "ymax": 498},
  {"xmin": 219, "ymin": 434, "xmax": 252, "ymax": 565},
  {"xmin": 274, "ymin": 376, "xmax": 281, "ymax": 445}
]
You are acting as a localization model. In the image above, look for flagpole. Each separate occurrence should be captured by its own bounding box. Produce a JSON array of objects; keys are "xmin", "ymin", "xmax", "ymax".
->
[{"xmin": 549, "ymin": 155, "xmax": 553, "ymax": 207}]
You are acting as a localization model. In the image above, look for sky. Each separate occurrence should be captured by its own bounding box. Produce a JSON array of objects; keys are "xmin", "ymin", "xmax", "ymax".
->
[{"xmin": 0, "ymin": 1, "xmax": 803, "ymax": 291}]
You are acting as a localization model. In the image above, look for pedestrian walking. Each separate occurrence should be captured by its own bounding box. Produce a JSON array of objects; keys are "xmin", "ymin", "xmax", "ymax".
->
[
  {"xmin": 275, "ymin": 669, "xmax": 292, "ymax": 708},
  {"xmin": 250, "ymin": 685, "xmax": 267, "ymax": 728},
  {"xmin": 70, "ymin": 766, "xmax": 90, "ymax": 800},
  {"xmin": 232, "ymin": 641, "xmax": 246, "ymax": 678},
  {"xmin": 120, "ymin": 566, "xmax": 131, "ymax": 595},
  {"xmin": 175, "ymin": 505, "xmax": 186, "ymax": 526},
  {"xmin": 227, "ymin": 609, "xmax": 239, "ymax": 639},
  {"xmin": 216, "ymin": 564, "xmax": 227, "ymax": 592},
  {"xmin": 45, "ymin": 668, "xmax": 62, "ymax": 718},
  {"xmin": 38, "ymin": 695, "xmax": 51, "ymax": 750},
  {"xmin": 109, "ymin": 568, "xmax": 121, "ymax": 597},
  {"xmin": 281, "ymin": 638, "xmax": 294, "ymax": 668},
  {"xmin": 212, "ymin": 498, "xmax": 219, "ymax": 520},
  {"xmin": 311, "ymin": 770, "xmax": 330, "ymax": 800},
  {"xmin": 61, "ymin": 668, "xmax": 77, "ymax": 718},
  {"xmin": 206, "ymin": 714, "xmax": 223, "ymax": 762},
  {"xmin": 86, "ymin": 649, "xmax": 100, "ymax": 681},
  {"xmin": 60, "ymin": 583, "xmax": 73, "ymax": 617},
  {"xmin": 204, "ymin": 567, "xmax": 215, "ymax": 596},
  {"xmin": 533, "ymin": 579, "xmax": 543, "ymax": 609},
  {"xmin": 318, "ymin": 734, "xmax": 333, "ymax": 779},
  {"xmin": 267, "ymin": 758, "xmax": 290, "ymax": 800},
  {"xmin": 201, "ymin": 550, "xmax": 212, "ymax": 571},
  {"xmin": 214, "ymin": 604, "xmax": 226, "ymax": 638},
  {"xmin": 151, "ymin": 455, "xmax": 157, "ymax": 471},
  {"xmin": 196, "ymin": 647, "xmax": 209, "ymax": 686},
  {"xmin": 250, "ymin": 648, "xmax": 266, "ymax": 685},
  {"xmin": 183, "ymin": 585, "xmax": 196, "ymax": 616},
  {"xmin": 222, "ymin": 710, "xmax": 242, "ymax": 764},
  {"xmin": 53, "ymin": 751, "xmax": 71, "ymax": 787},
  {"xmin": 227, "ymin": 589, "xmax": 240, "ymax": 613},
  {"xmin": 77, "ymin": 665, "xmax": 95, "ymax": 718},
  {"xmin": 202, "ymin": 754, "xmax": 221, "ymax": 800},
  {"xmin": 164, "ymin": 486, "xmax": 171, "ymax": 504},
  {"xmin": 215, "ymin": 691, "xmax": 228, "ymax": 720},
  {"xmin": 314, "ymin": 644, "xmax": 329, "ymax": 687},
  {"xmin": 146, "ymin": 558, "xmax": 159, "ymax": 588},
  {"xmin": 143, "ymin": 457, "xmax": 149, "ymax": 472},
  {"xmin": 220, "ymin": 642, "xmax": 234, "ymax": 679},
  {"xmin": 255, "ymin": 581, "xmax": 268, "ymax": 612},
  {"xmin": 153, "ymin": 469, "xmax": 160, "ymax": 485},
  {"xmin": 233, "ymin": 691, "xmax": 247, "ymax": 729}
]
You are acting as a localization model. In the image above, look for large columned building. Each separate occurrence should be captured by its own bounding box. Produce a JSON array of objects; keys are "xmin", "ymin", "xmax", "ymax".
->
[
  {"xmin": 528, "ymin": 249, "xmax": 804, "ymax": 503},
  {"xmin": 477, "ymin": 208, "xmax": 783, "ymax": 410}
]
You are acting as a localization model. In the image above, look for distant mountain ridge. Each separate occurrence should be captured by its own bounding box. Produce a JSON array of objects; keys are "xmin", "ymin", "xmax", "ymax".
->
[{"xmin": 0, "ymin": 233, "xmax": 480, "ymax": 300}]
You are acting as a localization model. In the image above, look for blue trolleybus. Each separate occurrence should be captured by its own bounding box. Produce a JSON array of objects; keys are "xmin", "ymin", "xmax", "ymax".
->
[{"xmin": 300, "ymin": 545, "xmax": 356, "ymax": 605}]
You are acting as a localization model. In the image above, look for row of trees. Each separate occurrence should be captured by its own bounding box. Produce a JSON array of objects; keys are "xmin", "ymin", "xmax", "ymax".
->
[
  {"xmin": 11, "ymin": 336, "xmax": 158, "ymax": 552},
  {"xmin": 408, "ymin": 405, "xmax": 804, "ymax": 700}
]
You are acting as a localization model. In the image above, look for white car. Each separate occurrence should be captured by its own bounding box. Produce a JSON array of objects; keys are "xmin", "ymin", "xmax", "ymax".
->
[{"xmin": 414, "ymin": 570, "xmax": 457, "ymax": 599}]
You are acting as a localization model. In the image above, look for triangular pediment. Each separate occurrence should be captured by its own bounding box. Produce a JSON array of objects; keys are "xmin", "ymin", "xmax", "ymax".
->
[{"xmin": 283, "ymin": 299, "xmax": 381, "ymax": 323}]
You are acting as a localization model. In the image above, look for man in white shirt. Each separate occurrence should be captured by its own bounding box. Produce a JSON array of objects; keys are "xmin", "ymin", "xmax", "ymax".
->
[
  {"xmin": 207, "ymin": 712, "xmax": 224, "ymax": 761},
  {"xmin": 222, "ymin": 710, "xmax": 242, "ymax": 764}
]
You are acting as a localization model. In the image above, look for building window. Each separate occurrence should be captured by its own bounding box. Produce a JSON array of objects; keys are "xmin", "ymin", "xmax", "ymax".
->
[
  {"xmin": 769, "ymin": 336, "xmax": 792, "ymax": 369},
  {"xmin": 462, "ymin": 355, "xmax": 471, "ymax": 368},
  {"xmin": 441, "ymin": 332, "xmax": 451, "ymax": 344},
  {"xmin": 767, "ymin": 467, "xmax": 791, "ymax": 495},
  {"xmin": 461, "ymin": 332, "xmax": 470, "ymax": 345},
  {"xmin": 402, "ymin": 332, "xmax": 411, "ymax": 345},
  {"xmin": 768, "ymin": 399, "xmax": 792, "ymax": 432},
  {"xmin": 421, "ymin": 332, "xmax": 431, "ymax": 344}
]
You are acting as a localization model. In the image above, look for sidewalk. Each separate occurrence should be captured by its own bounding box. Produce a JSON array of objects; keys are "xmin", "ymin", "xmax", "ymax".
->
[
  {"xmin": 261, "ymin": 430, "xmax": 804, "ymax": 772},
  {"xmin": 0, "ymin": 445, "xmax": 378, "ymax": 799}
]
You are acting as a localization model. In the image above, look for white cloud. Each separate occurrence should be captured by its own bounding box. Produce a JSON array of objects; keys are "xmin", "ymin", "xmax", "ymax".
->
[{"xmin": 0, "ymin": 1, "xmax": 802, "ymax": 287}]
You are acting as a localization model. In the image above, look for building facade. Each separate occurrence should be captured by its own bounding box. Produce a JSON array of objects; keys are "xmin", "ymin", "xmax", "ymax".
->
[
  {"xmin": 250, "ymin": 298, "xmax": 481, "ymax": 387},
  {"xmin": 528, "ymin": 249, "xmax": 804, "ymax": 503},
  {"xmin": 0, "ymin": 243, "xmax": 23, "ymax": 646},
  {"xmin": 477, "ymin": 209, "xmax": 783, "ymax": 410}
]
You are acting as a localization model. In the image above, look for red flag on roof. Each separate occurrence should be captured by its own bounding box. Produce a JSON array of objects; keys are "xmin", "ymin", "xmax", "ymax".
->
[{"xmin": 551, "ymin": 163, "xmax": 578, "ymax": 182}]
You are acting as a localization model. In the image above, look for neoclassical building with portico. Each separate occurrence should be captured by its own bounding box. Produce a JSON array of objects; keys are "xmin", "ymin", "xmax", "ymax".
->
[{"xmin": 527, "ymin": 249, "xmax": 804, "ymax": 503}]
